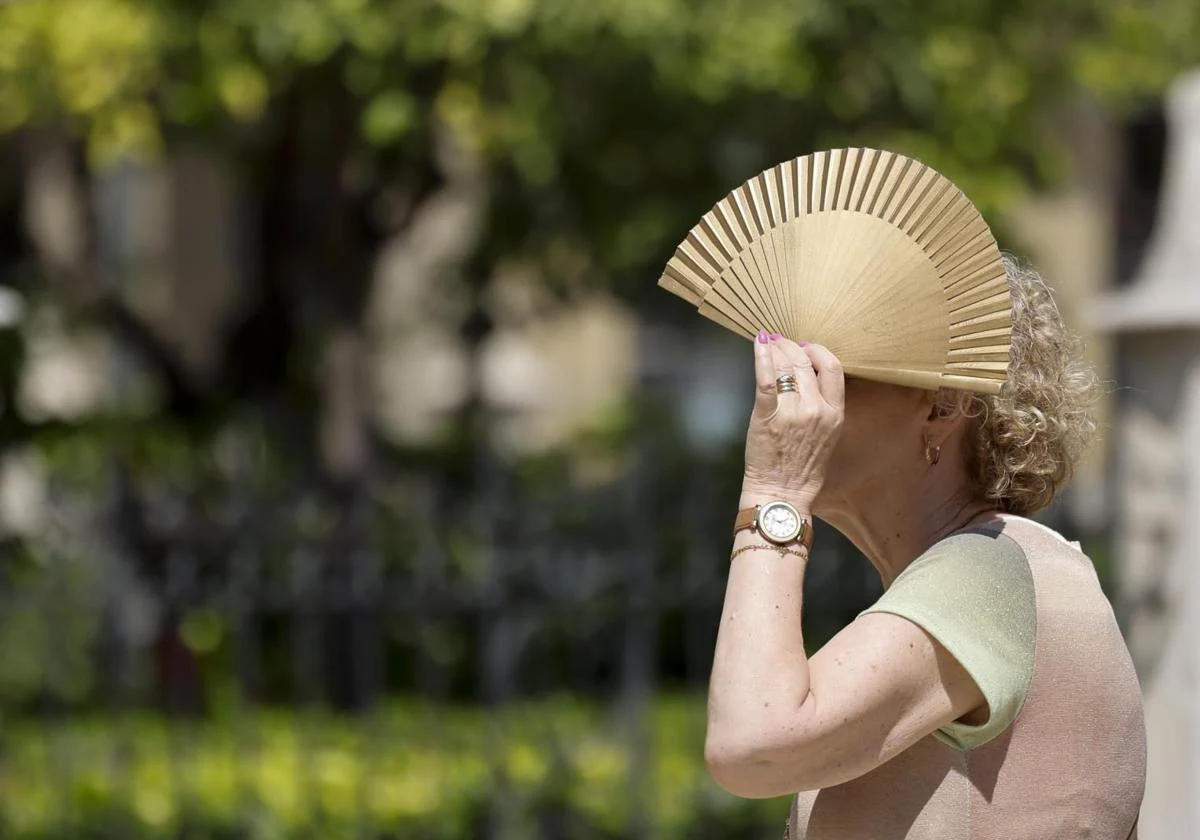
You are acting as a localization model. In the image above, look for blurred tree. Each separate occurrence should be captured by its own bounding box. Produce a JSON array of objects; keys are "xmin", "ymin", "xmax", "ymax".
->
[
  {"xmin": 0, "ymin": 0, "xmax": 1198, "ymax": 710},
  {"xmin": 1, "ymin": 0, "xmax": 1197, "ymax": 431},
  {"xmin": 0, "ymin": 0, "xmax": 1196, "ymax": 425}
]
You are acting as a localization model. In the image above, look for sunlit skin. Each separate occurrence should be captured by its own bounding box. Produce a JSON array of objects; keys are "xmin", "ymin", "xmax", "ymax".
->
[
  {"xmin": 812, "ymin": 374, "xmax": 998, "ymax": 588},
  {"xmin": 705, "ymin": 332, "xmax": 997, "ymax": 798}
]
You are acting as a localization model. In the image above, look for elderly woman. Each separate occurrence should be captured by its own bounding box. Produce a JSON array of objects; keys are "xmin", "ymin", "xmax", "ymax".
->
[{"xmin": 705, "ymin": 256, "xmax": 1146, "ymax": 839}]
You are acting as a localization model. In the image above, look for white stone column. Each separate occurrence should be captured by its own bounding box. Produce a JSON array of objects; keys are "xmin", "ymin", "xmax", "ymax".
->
[{"xmin": 1091, "ymin": 68, "xmax": 1200, "ymax": 839}]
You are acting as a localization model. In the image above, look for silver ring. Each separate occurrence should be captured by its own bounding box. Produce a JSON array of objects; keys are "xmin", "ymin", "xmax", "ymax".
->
[{"xmin": 776, "ymin": 374, "xmax": 798, "ymax": 394}]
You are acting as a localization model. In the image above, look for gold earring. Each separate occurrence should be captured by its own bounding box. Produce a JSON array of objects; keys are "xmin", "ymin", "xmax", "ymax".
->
[{"xmin": 924, "ymin": 438, "xmax": 941, "ymax": 466}]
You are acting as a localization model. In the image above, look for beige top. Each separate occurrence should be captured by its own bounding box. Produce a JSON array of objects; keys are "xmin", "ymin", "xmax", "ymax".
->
[{"xmin": 786, "ymin": 515, "xmax": 1146, "ymax": 840}]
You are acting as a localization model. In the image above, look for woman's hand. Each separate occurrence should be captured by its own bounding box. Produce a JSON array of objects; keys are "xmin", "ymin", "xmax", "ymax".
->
[{"xmin": 741, "ymin": 331, "xmax": 845, "ymax": 512}]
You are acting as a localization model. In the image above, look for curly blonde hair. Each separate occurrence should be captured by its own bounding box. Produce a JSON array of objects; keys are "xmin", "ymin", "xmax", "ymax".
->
[{"xmin": 943, "ymin": 255, "xmax": 1100, "ymax": 516}]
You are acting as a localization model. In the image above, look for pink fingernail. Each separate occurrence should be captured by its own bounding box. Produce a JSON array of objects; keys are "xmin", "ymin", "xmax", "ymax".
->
[
  {"xmin": 756, "ymin": 330, "xmax": 768, "ymax": 343},
  {"xmin": 769, "ymin": 333, "xmax": 780, "ymax": 343},
  {"xmin": 798, "ymin": 341, "xmax": 809, "ymax": 347}
]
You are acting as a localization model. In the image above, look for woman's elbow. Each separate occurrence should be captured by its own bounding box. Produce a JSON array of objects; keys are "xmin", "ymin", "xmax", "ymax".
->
[{"xmin": 704, "ymin": 729, "xmax": 800, "ymax": 799}]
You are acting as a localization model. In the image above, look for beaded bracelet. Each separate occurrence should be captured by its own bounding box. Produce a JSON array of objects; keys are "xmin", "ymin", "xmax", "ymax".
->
[{"xmin": 730, "ymin": 542, "xmax": 809, "ymax": 562}]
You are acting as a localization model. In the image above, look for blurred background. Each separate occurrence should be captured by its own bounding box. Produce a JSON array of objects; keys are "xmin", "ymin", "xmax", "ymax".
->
[{"xmin": 0, "ymin": 0, "xmax": 1198, "ymax": 838}]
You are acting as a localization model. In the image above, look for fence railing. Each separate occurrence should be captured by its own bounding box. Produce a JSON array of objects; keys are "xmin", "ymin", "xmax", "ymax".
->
[{"xmin": 0, "ymin": 404, "xmax": 922, "ymax": 838}]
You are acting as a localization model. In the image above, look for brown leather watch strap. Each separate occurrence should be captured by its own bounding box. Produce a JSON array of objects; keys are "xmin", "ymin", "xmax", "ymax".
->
[
  {"xmin": 795, "ymin": 518, "xmax": 814, "ymax": 552},
  {"xmin": 733, "ymin": 506, "xmax": 759, "ymax": 533}
]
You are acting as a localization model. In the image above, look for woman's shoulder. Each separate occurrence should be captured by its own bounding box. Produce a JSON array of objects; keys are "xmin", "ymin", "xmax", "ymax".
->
[
  {"xmin": 904, "ymin": 520, "xmax": 1032, "ymax": 583},
  {"xmin": 920, "ymin": 514, "xmax": 1088, "ymax": 574},
  {"xmin": 987, "ymin": 513, "xmax": 1084, "ymax": 552}
]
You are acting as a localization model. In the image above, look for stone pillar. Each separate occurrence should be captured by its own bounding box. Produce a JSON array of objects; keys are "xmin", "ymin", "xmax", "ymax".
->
[{"xmin": 1091, "ymin": 68, "xmax": 1200, "ymax": 839}]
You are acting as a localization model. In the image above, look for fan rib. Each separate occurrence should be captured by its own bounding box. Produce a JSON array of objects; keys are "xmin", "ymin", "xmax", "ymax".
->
[
  {"xmin": 710, "ymin": 202, "xmax": 743, "ymax": 250},
  {"xmin": 698, "ymin": 299, "xmax": 756, "ymax": 340},
  {"xmin": 743, "ymin": 237, "xmax": 783, "ymax": 330},
  {"xmin": 941, "ymin": 374, "xmax": 1004, "ymax": 394},
  {"xmin": 763, "ymin": 179, "xmax": 798, "ymax": 335},
  {"xmin": 773, "ymin": 161, "xmax": 795, "ymax": 336},
  {"xmin": 950, "ymin": 327, "xmax": 1011, "ymax": 348},
  {"xmin": 755, "ymin": 173, "xmax": 777, "ymax": 228},
  {"xmin": 746, "ymin": 178, "xmax": 781, "ymax": 332},
  {"xmin": 659, "ymin": 269, "xmax": 703, "ymax": 305},
  {"xmin": 945, "ymin": 252, "xmax": 1006, "ymax": 294},
  {"xmin": 738, "ymin": 184, "xmax": 766, "ymax": 238},
  {"xmin": 883, "ymin": 158, "xmax": 921, "ymax": 225},
  {"xmin": 724, "ymin": 193, "xmax": 755, "ymax": 245},
  {"xmin": 948, "ymin": 346, "xmax": 1011, "ymax": 361},
  {"xmin": 701, "ymin": 280, "xmax": 758, "ymax": 336},
  {"xmin": 724, "ymin": 250, "xmax": 782, "ymax": 332},
  {"xmin": 836, "ymin": 149, "xmax": 858, "ymax": 209},
  {"xmin": 882, "ymin": 157, "xmax": 917, "ymax": 221},
  {"xmin": 940, "ymin": 237, "xmax": 999, "ymax": 280},
  {"xmin": 865, "ymin": 152, "xmax": 900, "ymax": 217},
  {"xmin": 668, "ymin": 248, "xmax": 715, "ymax": 288},
  {"xmin": 684, "ymin": 231, "xmax": 726, "ymax": 275},
  {"xmin": 774, "ymin": 163, "xmax": 791, "ymax": 222},
  {"xmin": 950, "ymin": 310, "xmax": 1011, "ymax": 337},
  {"xmin": 676, "ymin": 242, "xmax": 720, "ymax": 282},
  {"xmin": 812, "ymin": 152, "xmax": 828, "ymax": 213},
  {"xmin": 895, "ymin": 169, "xmax": 942, "ymax": 233},
  {"xmin": 950, "ymin": 290, "xmax": 1011, "ymax": 322},
  {"xmin": 758, "ymin": 171, "xmax": 785, "ymax": 335},
  {"xmin": 902, "ymin": 176, "xmax": 950, "ymax": 236},
  {"xmin": 939, "ymin": 245, "xmax": 1000, "ymax": 294},
  {"xmin": 697, "ymin": 216, "xmax": 735, "ymax": 263},
  {"xmin": 947, "ymin": 274, "xmax": 1009, "ymax": 309},
  {"xmin": 826, "ymin": 149, "xmax": 847, "ymax": 211},
  {"xmin": 852, "ymin": 149, "xmax": 883, "ymax": 213},
  {"xmin": 906, "ymin": 183, "xmax": 962, "ymax": 243},
  {"xmin": 790, "ymin": 157, "xmax": 804, "ymax": 218},
  {"xmin": 930, "ymin": 223, "xmax": 990, "ymax": 269},
  {"xmin": 803, "ymin": 154, "xmax": 816, "ymax": 215},
  {"xmin": 914, "ymin": 195, "xmax": 973, "ymax": 250},
  {"xmin": 947, "ymin": 361, "xmax": 1010, "ymax": 373}
]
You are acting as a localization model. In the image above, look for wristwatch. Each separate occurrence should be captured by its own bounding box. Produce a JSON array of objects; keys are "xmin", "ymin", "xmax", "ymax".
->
[{"xmin": 734, "ymin": 500, "xmax": 813, "ymax": 550}]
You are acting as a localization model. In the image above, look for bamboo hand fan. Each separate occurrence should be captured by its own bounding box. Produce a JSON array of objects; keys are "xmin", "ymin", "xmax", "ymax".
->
[{"xmin": 658, "ymin": 148, "xmax": 1012, "ymax": 394}]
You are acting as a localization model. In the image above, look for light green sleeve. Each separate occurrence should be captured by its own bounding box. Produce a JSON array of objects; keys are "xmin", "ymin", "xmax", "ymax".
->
[{"xmin": 859, "ymin": 530, "xmax": 1036, "ymax": 751}]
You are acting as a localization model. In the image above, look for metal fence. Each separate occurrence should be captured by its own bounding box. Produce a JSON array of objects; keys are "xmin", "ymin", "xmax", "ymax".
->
[{"xmin": 0, "ymin": 389, "xmax": 906, "ymax": 839}]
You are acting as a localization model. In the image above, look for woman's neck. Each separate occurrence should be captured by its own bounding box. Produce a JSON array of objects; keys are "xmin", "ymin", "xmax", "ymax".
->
[{"xmin": 817, "ymin": 472, "xmax": 998, "ymax": 588}]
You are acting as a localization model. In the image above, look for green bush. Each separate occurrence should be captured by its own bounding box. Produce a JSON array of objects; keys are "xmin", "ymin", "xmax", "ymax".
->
[{"xmin": 0, "ymin": 694, "xmax": 789, "ymax": 839}]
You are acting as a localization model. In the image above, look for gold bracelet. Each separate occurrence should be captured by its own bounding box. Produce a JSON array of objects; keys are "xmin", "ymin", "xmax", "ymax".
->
[{"xmin": 730, "ymin": 542, "xmax": 809, "ymax": 562}]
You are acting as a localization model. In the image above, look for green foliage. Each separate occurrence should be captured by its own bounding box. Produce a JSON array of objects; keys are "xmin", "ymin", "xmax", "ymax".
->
[
  {"xmin": 0, "ymin": 695, "xmax": 788, "ymax": 839},
  {"xmin": 1072, "ymin": 1, "xmax": 1200, "ymax": 104},
  {"xmin": 4, "ymin": 0, "xmax": 1199, "ymax": 195}
]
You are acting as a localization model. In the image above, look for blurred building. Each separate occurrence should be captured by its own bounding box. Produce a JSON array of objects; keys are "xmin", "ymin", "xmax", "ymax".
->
[{"xmin": 1090, "ymin": 69, "xmax": 1200, "ymax": 840}]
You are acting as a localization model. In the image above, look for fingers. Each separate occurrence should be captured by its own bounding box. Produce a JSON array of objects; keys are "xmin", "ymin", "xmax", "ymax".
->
[
  {"xmin": 771, "ymin": 339, "xmax": 822, "ymax": 404},
  {"xmin": 801, "ymin": 342, "xmax": 846, "ymax": 409},
  {"xmin": 753, "ymin": 330, "xmax": 778, "ymax": 415},
  {"xmin": 754, "ymin": 333, "xmax": 846, "ymax": 412}
]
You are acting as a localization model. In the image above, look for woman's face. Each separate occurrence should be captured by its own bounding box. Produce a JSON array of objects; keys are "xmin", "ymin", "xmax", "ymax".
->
[{"xmin": 816, "ymin": 377, "xmax": 931, "ymax": 511}]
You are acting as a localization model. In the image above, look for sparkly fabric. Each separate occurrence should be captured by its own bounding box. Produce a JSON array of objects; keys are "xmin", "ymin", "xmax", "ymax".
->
[
  {"xmin": 860, "ymin": 530, "xmax": 1036, "ymax": 750},
  {"xmin": 783, "ymin": 515, "xmax": 1146, "ymax": 840}
]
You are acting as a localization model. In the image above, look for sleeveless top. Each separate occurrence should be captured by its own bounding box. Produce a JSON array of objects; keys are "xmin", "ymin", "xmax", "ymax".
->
[{"xmin": 784, "ymin": 515, "xmax": 1146, "ymax": 839}]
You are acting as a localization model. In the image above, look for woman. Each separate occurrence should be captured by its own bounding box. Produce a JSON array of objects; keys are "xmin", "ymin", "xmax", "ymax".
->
[{"xmin": 705, "ymin": 256, "xmax": 1146, "ymax": 839}]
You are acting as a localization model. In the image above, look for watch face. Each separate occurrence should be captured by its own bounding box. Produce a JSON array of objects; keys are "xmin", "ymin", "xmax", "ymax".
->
[{"xmin": 759, "ymin": 501, "xmax": 801, "ymax": 543}]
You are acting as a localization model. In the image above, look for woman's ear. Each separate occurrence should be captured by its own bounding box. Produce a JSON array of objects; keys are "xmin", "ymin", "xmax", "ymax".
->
[{"xmin": 924, "ymin": 389, "xmax": 969, "ymax": 429}]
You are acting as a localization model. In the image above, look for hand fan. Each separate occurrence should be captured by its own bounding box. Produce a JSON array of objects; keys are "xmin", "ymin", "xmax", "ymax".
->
[{"xmin": 658, "ymin": 148, "xmax": 1012, "ymax": 394}]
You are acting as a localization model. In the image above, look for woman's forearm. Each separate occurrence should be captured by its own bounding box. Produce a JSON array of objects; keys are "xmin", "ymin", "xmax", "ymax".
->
[
  {"xmin": 705, "ymin": 491, "xmax": 814, "ymax": 793},
  {"xmin": 706, "ymin": 335, "xmax": 844, "ymax": 795}
]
